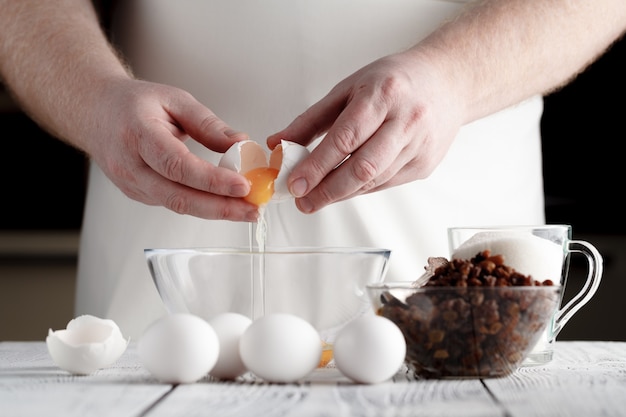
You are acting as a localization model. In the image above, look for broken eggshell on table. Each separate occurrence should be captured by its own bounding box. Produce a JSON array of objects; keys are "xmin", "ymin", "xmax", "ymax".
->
[{"xmin": 46, "ymin": 315, "xmax": 129, "ymax": 375}]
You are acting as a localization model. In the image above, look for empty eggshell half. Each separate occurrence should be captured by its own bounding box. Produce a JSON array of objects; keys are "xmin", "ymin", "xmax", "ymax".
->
[
  {"xmin": 46, "ymin": 315, "xmax": 129, "ymax": 375},
  {"xmin": 219, "ymin": 139, "xmax": 310, "ymax": 202},
  {"xmin": 269, "ymin": 140, "xmax": 311, "ymax": 201},
  {"xmin": 219, "ymin": 140, "xmax": 268, "ymax": 174}
]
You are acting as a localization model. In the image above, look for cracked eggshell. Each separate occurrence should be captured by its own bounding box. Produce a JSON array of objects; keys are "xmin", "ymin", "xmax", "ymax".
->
[
  {"xmin": 269, "ymin": 140, "xmax": 310, "ymax": 201},
  {"xmin": 218, "ymin": 140, "xmax": 268, "ymax": 173},
  {"xmin": 219, "ymin": 139, "xmax": 309, "ymax": 202},
  {"xmin": 46, "ymin": 315, "xmax": 129, "ymax": 375}
]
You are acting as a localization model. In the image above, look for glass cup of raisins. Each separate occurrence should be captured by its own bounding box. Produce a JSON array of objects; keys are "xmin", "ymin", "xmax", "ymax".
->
[{"xmin": 448, "ymin": 224, "xmax": 603, "ymax": 366}]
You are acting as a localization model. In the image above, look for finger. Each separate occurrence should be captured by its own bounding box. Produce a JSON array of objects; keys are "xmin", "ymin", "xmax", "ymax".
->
[
  {"xmin": 267, "ymin": 88, "xmax": 346, "ymax": 150},
  {"xmin": 137, "ymin": 120, "xmax": 251, "ymax": 198},
  {"xmin": 129, "ymin": 164, "xmax": 259, "ymax": 222},
  {"xmin": 287, "ymin": 97, "xmax": 387, "ymax": 199},
  {"xmin": 294, "ymin": 117, "xmax": 405, "ymax": 213},
  {"xmin": 327, "ymin": 125, "xmax": 452, "ymax": 203},
  {"xmin": 335, "ymin": 151, "xmax": 422, "ymax": 202}
]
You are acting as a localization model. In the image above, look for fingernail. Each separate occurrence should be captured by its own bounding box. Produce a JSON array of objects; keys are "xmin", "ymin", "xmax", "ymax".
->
[
  {"xmin": 229, "ymin": 183, "xmax": 249, "ymax": 197},
  {"xmin": 225, "ymin": 129, "xmax": 247, "ymax": 139},
  {"xmin": 290, "ymin": 178, "xmax": 308, "ymax": 198},
  {"xmin": 297, "ymin": 197, "xmax": 314, "ymax": 214}
]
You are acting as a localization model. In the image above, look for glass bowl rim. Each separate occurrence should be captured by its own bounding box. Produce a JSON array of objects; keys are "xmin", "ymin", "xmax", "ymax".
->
[{"xmin": 144, "ymin": 246, "xmax": 392, "ymax": 256}]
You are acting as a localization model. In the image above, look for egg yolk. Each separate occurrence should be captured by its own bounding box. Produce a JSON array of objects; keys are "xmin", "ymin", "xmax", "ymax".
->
[
  {"xmin": 318, "ymin": 342, "xmax": 334, "ymax": 368},
  {"xmin": 243, "ymin": 167, "xmax": 279, "ymax": 206}
]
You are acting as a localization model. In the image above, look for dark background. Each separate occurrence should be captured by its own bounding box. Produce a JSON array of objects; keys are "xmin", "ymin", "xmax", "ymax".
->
[
  {"xmin": 0, "ymin": 107, "xmax": 87, "ymax": 230},
  {"xmin": 541, "ymin": 36, "xmax": 625, "ymax": 236}
]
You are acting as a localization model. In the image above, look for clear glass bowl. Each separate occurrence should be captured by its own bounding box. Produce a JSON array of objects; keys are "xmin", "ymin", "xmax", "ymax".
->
[
  {"xmin": 367, "ymin": 282, "xmax": 561, "ymax": 379},
  {"xmin": 145, "ymin": 247, "xmax": 391, "ymax": 344}
]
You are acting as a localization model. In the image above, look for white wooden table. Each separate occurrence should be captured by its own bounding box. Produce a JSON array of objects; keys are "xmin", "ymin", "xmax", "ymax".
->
[{"xmin": 1, "ymin": 341, "xmax": 625, "ymax": 416}]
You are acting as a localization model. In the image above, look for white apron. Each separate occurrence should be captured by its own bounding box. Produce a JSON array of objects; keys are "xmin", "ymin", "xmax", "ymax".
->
[{"xmin": 75, "ymin": 0, "xmax": 545, "ymax": 339}]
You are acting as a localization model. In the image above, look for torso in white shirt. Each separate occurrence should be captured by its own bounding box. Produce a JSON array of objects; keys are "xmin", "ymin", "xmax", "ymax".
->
[{"xmin": 76, "ymin": 0, "xmax": 546, "ymax": 339}]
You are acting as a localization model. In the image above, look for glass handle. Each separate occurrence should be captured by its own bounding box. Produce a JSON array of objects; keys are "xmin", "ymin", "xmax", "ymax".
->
[{"xmin": 553, "ymin": 240, "xmax": 603, "ymax": 337}]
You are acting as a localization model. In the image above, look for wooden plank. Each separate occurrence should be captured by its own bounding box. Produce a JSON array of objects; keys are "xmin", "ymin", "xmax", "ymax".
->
[
  {"xmin": 0, "ymin": 341, "xmax": 171, "ymax": 417},
  {"xmin": 148, "ymin": 382, "xmax": 504, "ymax": 417},
  {"xmin": 484, "ymin": 342, "xmax": 626, "ymax": 417},
  {"xmin": 148, "ymin": 368, "xmax": 502, "ymax": 417},
  {"xmin": 3, "ymin": 341, "xmax": 626, "ymax": 417},
  {"xmin": 0, "ymin": 384, "xmax": 171, "ymax": 417}
]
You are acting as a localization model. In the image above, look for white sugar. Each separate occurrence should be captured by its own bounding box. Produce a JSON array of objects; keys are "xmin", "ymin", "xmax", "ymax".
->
[{"xmin": 451, "ymin": 231, "xmax": 564, "ymax": 282}]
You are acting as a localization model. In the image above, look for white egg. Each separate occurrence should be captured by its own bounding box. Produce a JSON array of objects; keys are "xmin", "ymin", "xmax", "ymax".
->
[
  {"xmin": 207, "ymin": 312, "xmax": 252, "ymax": 380},
  {"xmin": 138, "ymin": 313, "xmax": 219, "ymax": 384},
  {"xmin": 239, "ymin": 313, "xmax": 322, "ymax": 383},
  {"xmin": 46, "ymin": 315, "xmax": 129, "ymax": 375},
  {"xmin": 219, "ymin": 139, "xmax": 310, "ymax": 203},
  {"xmin": 333, "ymin": 314, "xmax": 406, "ymax": 384}
]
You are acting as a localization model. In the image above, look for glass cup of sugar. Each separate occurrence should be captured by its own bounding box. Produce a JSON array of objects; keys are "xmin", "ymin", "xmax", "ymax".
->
[{"xmin": 448, "ymin": 225, "xmax": 603, "ymax": 366}]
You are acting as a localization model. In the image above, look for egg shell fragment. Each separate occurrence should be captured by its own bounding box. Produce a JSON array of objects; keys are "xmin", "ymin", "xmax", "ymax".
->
[
  {"xmin": 219, "ymin": 140, "xmax": 268, "ymax": 174},
  {"xmin": 46, "ymin": 314, "xmax": 129, "ymax": 375},
  {"xmin": 333, "ymin": 314, "xmax": 406, "ymax": 384},
  {"xmin": 270, "ymin": 140, "xmax": 311, "ymax": 201},
  {"xmin": 239, "ymin": 313, "xmax": 322, "ymax": 383},
  {"xmin": 138, "ymin": 313, "xmax": 219, "ymax": 384},
  {"xmin": 208, "ymin": 312, "xmax": 252, "ymax": 380}
]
